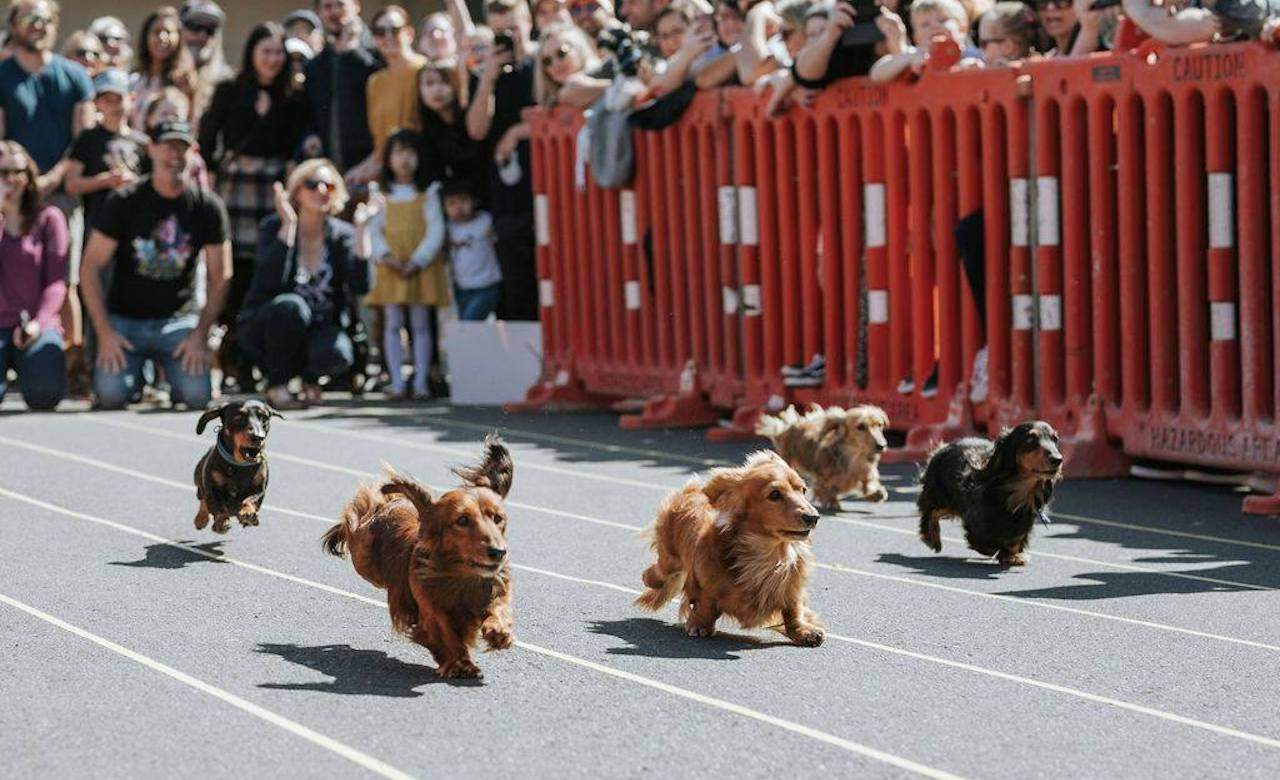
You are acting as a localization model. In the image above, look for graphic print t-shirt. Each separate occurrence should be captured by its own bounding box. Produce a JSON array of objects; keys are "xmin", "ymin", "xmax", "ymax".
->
[
  {"xmin": 95, "ymin": 178, "xmax": 230, "ymax": 319},
  {"xmin": 68, "ymin": 125, "xmax": 148, "ymax": 230}
]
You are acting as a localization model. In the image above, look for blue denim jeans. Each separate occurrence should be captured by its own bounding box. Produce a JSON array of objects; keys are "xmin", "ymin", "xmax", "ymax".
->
[
  {"xmin": 0, "ymin": 328, "xmax": 66, "ymax": 410},
  {"xmin": 454, "ymin": 283, "xmax": 503, "ymax": 321},
  {"xmin": 92, "ymin": 314, "xmax": 212, "ymax": 410}
]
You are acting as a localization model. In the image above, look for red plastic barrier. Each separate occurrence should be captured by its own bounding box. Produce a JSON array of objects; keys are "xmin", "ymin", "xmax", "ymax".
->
[{"xmin": 517, "ymin": 42, "xmax": 1280, "ymax": 513}]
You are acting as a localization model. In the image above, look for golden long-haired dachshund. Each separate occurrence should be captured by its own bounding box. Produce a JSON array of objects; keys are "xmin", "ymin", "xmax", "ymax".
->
[
  {"xmin": 635, "ymin": 450, "xmax": 825, "ymax": 647},
  {"xmin": 322, "ymin": 436, "xmax": 515, "ymax": 678},
  {"xmin": 756, "ymin": 404, "xmax": 890, "ymax": 511}
]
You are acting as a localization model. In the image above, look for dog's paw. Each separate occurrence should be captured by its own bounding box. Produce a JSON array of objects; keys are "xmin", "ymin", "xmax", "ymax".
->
[
  {"xmin": 867, "ymin": 486, "xmax": 889, "ymax": 503},
  {"xmin": 438, "ymin": 659, "xmax": 482, "ymax": 679},
  {"xmin": 483, "ymin": 627, "xmax": 514, "ymax": 650},
  {"xmin": 817, "ymin": 501, "xmax": 842, "ymax": 514},
  {"xmin": 685, "ymin": 620, "xmax": 717, "ymax": 638},
  {"xmin": 788, "ymin": 624, "xmax": 825, "ymax": 647},
  {"xmin": 211, "ymin": 518, "xmax": 231, "ymax": 534},
  {"xmin": 238, "ymin": 513, "xmax": 259, "ymax": 527},
  {"xmin": 194, "ymin": 514, "xmax": 210, "ymax": 530},
  {"xmin": 998, "ymin": 552, "xmax": 1028, "ymax": 567}
]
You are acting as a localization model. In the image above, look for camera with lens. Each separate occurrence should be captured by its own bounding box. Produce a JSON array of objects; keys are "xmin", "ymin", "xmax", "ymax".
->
[{"xmin": 597, "ymin": 23, "xmax": 646, "ymax": 78}]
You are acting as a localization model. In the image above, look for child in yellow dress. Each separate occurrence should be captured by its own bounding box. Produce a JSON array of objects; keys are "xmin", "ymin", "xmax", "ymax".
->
[{"xmin": 366, "ymin": 129, "xmax": 448, "ymax": 399}]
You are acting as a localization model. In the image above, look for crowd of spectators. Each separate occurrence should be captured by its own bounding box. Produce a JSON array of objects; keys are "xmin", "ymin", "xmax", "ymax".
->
[{"xmin": 0, "ymin": 0, "xmax": 1276, "ymax": 413}]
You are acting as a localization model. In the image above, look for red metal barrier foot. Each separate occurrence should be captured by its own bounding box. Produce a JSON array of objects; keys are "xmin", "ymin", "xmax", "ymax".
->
[
  {"xmin": 883, "ymin": 385, "xmax": 976, "ymax": 465},
  {"xmin": 504, "ymin": 376, "xmax": 618, "ymax": 413},
  {"xmin": 1059, "ymin": 396, "xmax": 1130, "ymax": 479},
  {"xmin": 1242, "ymin": 491, "xmax": 1280, "ymax": 517},
  {"xmin": 619, "ymin": 393, "xmax": 722, "ymax": 430},
  {"xmin": 705, "ymin": 405, "xmax": 767, "ymax": 443}
]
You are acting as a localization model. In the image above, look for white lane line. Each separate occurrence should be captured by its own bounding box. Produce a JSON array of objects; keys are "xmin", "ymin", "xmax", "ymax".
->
[
  {"xmin": 8, "ymin": 431, "xmax": 1279, "ymax": 654},
  {"xmin": 0, "ymin": 487, "xmax": 961, "ymax": 780},
  {"xmin": 95, "ymin": 414, "xmax": 1280, "ymax": 557},
  {"xmin": 823, "ymin": 516, "xmax": 1273, "ymax": 592},
  {"xmin": 0, "ymin": 589, "xmax": 417, "ymax": 780}
]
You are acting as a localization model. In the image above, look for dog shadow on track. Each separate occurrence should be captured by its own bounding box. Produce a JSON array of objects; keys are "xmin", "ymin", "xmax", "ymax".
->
[
  {"xmin": 255, "ymin": 643, "xmax": 480, "ymax": 695},
  {"xmin": 874, "ymin": 552, "xmax": 1010, "ymax": 581},
  {"xmin": 110, "ymin": 541, "xmax": 228, "ymax": 570},
  {"xmin": 588, "ymin": 618, "xmax": 789, "ymax": 660}
]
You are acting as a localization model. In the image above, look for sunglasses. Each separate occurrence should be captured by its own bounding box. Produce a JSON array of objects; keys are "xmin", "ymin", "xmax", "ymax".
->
[
  {"xmin": 302, "ymin": 178, "xmax": 333, "ymax": 192},
  {"xmin": 570, "ymin": 3, "xmax": 600, "ymax": 16},
  {"xmin": 1031, "ymin": 0, "xmax": 1072, "ymax": 8},
  {"xmin": 979, "ymin": 36, "xmax": 1008, "ymax": 46},
  {"xmin": 372, "ymin": 23, "xmax": 404, "ymax": 37},
  {"xmin": 0, "ymin": 167, "xmax": 29, "ymax": 178},
  {"xmin": 540, "ymin": 44, "xmax": 570, "ymax": 68},
  {"xmin": 183, "ymin": 22, "xmax": 219, "ymax": 36},
  {"xmin": 72, "ymin": 49, "xmax": 104, "ymax": 61}
]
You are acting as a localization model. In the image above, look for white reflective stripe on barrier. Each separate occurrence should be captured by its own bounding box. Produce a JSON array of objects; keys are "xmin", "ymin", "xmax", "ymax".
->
[
  {"xmin": 1037, "ymin": 176, "xmax": 1060, "ymax": 247},
  {"xmin": 1039, "ymin": 294, "xmax": 1062, "ymax": 331},
  {"xmin": 1010, "ymin": 178, "xmax": 1029, "ymax": 247},
  {"xmin": 1211, "ymin": 301, "xmax": 1237, "ymax": 341},
  {"xmin": 534, "ymin": 194, "xmax": 550, "ymax": 247},
  {"xmin": 539, "ymin": 279, "xmax": 554, "ymax": 308},
  {"xmin": 1208, "ymin": 173, "xmax": 1235, "ymax": 249},
  {"xmin": 864, "ymin": 183, "xmax": 886, "ymax": 249},
  {"xmin": 868, "ymin": 290, "xmax": 888, "ymax": 325},
  {"xmin": 718, "ymin": 186, "xmax": 738, "ymax": 245},
  {"xmin": 738, "ymin": 186, "xmax": 759, "ymax": 246},
  {"xmin": 620, "ymin": 190, "xmax": 637, "ymax": 245},
  {"xmin": 1013, "ymin": 294, "xmax": 1034, "ymax": 330},
  {"xmin": 742, "ymin": 284, "xmax": 762, "ymax": 316},
  {"xmin": 722, "ymin": 286, "xmax": 738, "ymax": 315},
  {"xmin": 624, "ymin": 281, "xmax": 641, "ymax": 311}
]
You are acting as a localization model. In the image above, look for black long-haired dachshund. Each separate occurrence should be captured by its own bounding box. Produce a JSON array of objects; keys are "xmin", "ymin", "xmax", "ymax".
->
[{"xmin": 916, "ymin": 421, "xmax": 1063, "ymax": 566}]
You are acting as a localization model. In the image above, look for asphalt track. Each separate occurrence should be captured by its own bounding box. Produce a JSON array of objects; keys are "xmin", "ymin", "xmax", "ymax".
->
[{"xmin": 2, "ymin": 398, "xmax": 1279, "ymax": 779}]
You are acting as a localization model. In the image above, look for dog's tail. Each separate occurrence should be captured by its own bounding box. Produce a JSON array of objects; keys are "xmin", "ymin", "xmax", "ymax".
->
[
  {"xmin": 635, "ymin": 568, "xmax": 686, "ymax": 612},
  {"xmin": 323, "ymin": 483, "xmax": 384, "ymax": 558},
  {"xmin": 754, "ymin": 405, "xmax": 799, "ymax": 442}
]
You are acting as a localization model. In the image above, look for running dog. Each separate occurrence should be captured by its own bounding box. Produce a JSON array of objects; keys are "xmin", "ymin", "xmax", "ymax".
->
[
  {"xmin": 193, "ymin": 400, "xmax": 282, "ymax": 534},
  {"xmin": 635, "ymin": 450, "xmax": 825, "ymax": 646},
  {"xmin": 322, "ymin": 436, "xmax": 515, "ymax": 679},
  {"xmin": 916, "ymin": 421, "xmax": 1064, "ymax": 566},
  {"xmin": 756, "ymin": 404, "xmax": 890, "ymax": 511}
]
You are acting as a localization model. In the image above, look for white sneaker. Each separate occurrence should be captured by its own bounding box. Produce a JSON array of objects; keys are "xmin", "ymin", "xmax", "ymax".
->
[{"xmin": 969, "ymin": 346, "xmax": 989, "ymax": 403}]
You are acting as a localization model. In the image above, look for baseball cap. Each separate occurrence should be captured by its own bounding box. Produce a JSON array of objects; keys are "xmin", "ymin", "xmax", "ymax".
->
[
  {"xmin": 284, "ymin": 37, "xmax": 315, "ymax": 59},
  {"xmin": 181, "ymin": 1, "xmax": 226, "ymax": 28},
  {"xmin": 284, "ymin": 9, "xmax": 322, "ymax": 31},
  {"xmin": 150, "ymin": 121, "xmax": 195, "ymax": 146},
  {"xmin": 93, "ymin": 69, "xmax": 131, "ymax": 96},
  {"xmin": 89, "ymin": 16, "xmax": 129, "ymax": 43}
]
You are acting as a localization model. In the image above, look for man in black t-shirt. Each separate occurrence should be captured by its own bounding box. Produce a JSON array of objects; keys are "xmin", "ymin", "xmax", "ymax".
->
[
  {"xmin": 79, "ymin": 121, "xmax": 232, "ymax": 410},
  {"xmin": 467, "ymin": 0, "xmax": 539, "ymax": 321}
]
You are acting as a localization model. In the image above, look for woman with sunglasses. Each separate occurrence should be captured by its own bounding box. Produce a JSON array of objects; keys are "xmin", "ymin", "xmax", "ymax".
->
[
  {"xmin": 366, "ymin": 6, "xmax": 427, "ymax": 172},
  {"xmin": 61, "ymin": 30, "xmax": 106, "ymax": 77},
  {"xmin": 130, "ymin": 6, "xmax": 200, "ymax": 128},
  {"xmin": 237, "ymin": 159, "xmax": 376, "ymax": 409},
  {"xmin": 1033, "ymin": 0, "xmax": 1105, "ymax": 54},
  {"xmin": 533, "ymin": 23, "xmax": 608, "ymax": 108},
  {"xmin": 0, "ymin": 140, "xmax": 69, "ymax": 411}
]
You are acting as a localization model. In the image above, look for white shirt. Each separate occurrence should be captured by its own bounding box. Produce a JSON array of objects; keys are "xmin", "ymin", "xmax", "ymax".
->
[
  {"xmin": 446, "ymin": 211, "xmax": 502, "ymax": 290},
  {"xmin": 368, "ymin": 182, "xmax": 445, "ymax": 268}
]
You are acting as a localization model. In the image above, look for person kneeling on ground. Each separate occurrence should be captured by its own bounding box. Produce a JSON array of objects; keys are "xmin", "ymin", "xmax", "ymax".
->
[
  {"xmin": 236, "ymin": 159, "xmax": 375, "ymax": 410},
  {"xmin": 79, "ymin": 121, "xmax": 231, "ymax": 410},
  {"xmin": 0, "ymin": 140, "xmax": 70, "ymax": 410}
]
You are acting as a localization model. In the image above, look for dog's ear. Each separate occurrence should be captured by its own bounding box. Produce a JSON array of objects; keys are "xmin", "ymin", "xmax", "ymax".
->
[
  {"xmin": 379, "ymin": 464, "xmax": 436, "ymax": 519},
  {"xmin": 266, "ymin": 404, "xmax": 286, "ymax": 421},
  {"xmin": 702, "ymin": 467, "xmax": 749, "ymax": 522},
  {"xmin": 452, "ymin": 433, "xmax": 514, "ymax": 498},
  {"xmin": 817, "ymin": 417, "xmax": 846, "ymax": 450},
  {"xmin": 196, "ymin": 403, "xmax": 234, "ymax": 435}
]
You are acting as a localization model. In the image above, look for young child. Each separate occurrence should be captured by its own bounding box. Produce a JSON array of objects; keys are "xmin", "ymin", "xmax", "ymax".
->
[
  {"xmin": 977, "ymin": 2, "xmax": 1039, "ymax": 65},
  {"xmin": 366, "ymin": 129, "xmax": 448, "ymax": 400},
  {"xmin": 65, "ymin": 70, "xmax": 147, "ymax": 234},
  {"xmin": 442, "ymin": 179, "xmax": 503, "ymax": 321},
  {"xmin": 869, "ymin": 0, "xmax": 983, "ymax": 83}
]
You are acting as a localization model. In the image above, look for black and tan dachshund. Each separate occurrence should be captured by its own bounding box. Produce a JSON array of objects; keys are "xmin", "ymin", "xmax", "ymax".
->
[
  {"xmin": 916, "ymin": 421, "xmax": 1063, "ymax": 566},
  {"xmin": 193, "ymin": 400, "xmax": 283, "ymax": 534}
]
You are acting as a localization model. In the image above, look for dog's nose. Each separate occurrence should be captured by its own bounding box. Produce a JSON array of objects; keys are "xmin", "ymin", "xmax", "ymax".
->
[
  {"xmin": 486, "ymin": 546, "xmax": 507, "ymax": 561},
  {"xmin": 874, "ymin": 441, "xmax": 887, "ymax": 452},
  {"xmin": 801, "ymin": 513, "xmax": 820, "ymax": 528},
  {"xmin": 1048, "ymin": 453, "xmax": 1063, "ymax": 467},
  {"xmin": 248, "ymin": 432, "xmax": 266, "ymax": 444}
]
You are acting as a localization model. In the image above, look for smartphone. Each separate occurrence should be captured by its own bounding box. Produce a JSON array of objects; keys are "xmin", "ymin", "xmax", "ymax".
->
[{"xmin": 840, "ymin": 0, "xmax": 885, "ymax": 47}]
